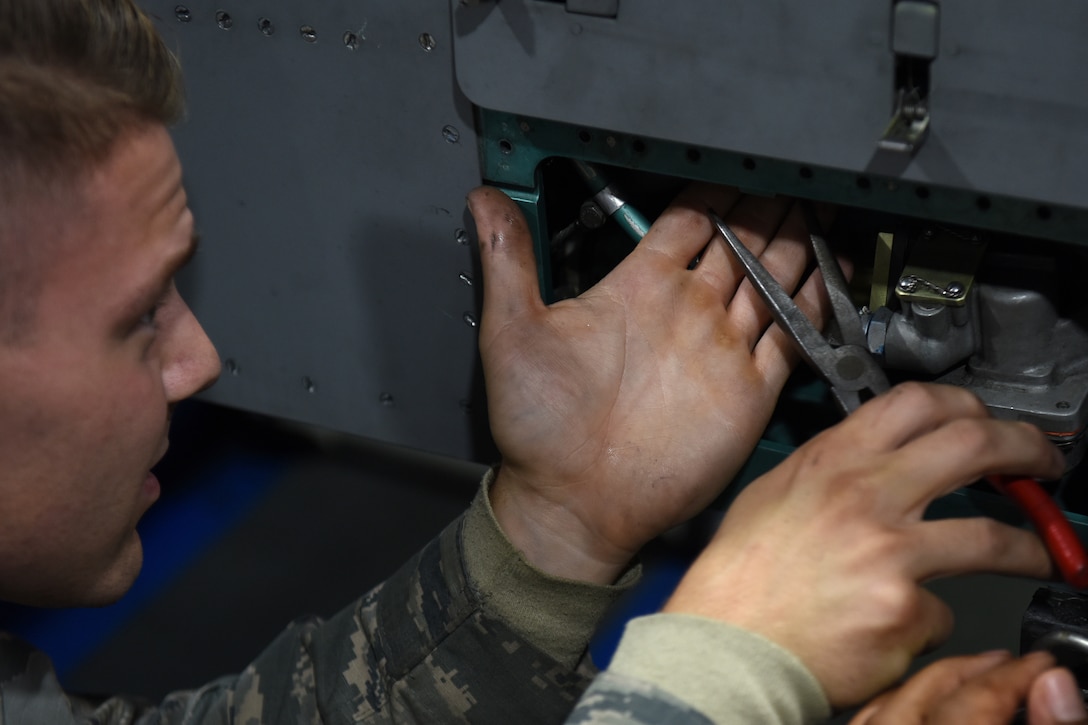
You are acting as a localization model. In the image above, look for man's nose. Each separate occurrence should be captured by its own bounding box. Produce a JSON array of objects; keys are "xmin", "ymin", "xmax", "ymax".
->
[{"xmin": 162, "ymin": 295, "xmax": 221, "ymax": 403}]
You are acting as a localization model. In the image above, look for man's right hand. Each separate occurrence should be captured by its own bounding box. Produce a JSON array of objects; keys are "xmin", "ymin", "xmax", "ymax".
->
[{"xmin": 663, "ymin": 382, "xmax": 1067, "ymax": 709}]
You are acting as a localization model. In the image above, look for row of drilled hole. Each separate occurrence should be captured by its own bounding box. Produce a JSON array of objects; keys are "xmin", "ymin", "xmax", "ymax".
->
[{"xmin": 567, "ymin": 129, "xmax": 1054, "ymax": 222}]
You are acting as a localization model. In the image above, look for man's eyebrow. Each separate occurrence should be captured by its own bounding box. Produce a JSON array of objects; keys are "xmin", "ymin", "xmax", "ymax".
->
[
  {"xmin": 118, "ymin": 230, "xmax": 202, "ymax": 324},
  {"xmin": 172, "ymin": 229, "xmax": 201, "ymax": 273}
]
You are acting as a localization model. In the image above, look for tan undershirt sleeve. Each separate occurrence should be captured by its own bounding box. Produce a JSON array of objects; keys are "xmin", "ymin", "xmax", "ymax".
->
[
  {"xmin": 607, "ymin": 613, "xmax": 831, "ymax": 724},
  {"xmin": 461, "ymin": 469, "xmax": 639, "ymax": 670}
]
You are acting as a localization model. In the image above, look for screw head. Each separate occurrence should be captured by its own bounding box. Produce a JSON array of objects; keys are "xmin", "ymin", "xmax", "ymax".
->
[
  {"xmin": 455, "ymin": 228, "xmax": 470, "ymax": 245},
  {"xmin": 898, "ymin": 276, "xmax": 918, "ymax": 292},
  {"xmin": 945, "ymin": 281, "xmax": 965, "ymax": 297},
  {"xmin": 419, "ymin": 32, "xmax": 436, "ymax": 52},
  {"xmin": 442, "ymin": 125, "xmax": 461, "ymax": 144},
  {"xmin": 215, "ymin": 10, "xmax": 233, "ymax": 30},
  {"xmin": 174, "ymin": 5, "xmax": 192, "ymax": 22},
  {"xmin": 300, "ymin": 25, "xmax": 317, "ymax": 42},
  {"xmin": 258, "ymin": 17, "xmax": 275, "ymax": 35},
  {"xmin": 463, "ymin": 312, "xmax": 478, "ymax": 328}
]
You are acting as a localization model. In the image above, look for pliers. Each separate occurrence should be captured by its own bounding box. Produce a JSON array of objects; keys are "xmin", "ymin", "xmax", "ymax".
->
[{"xmin": 709, "ymin": 205, "xmax": 1088, "ymax": 589}]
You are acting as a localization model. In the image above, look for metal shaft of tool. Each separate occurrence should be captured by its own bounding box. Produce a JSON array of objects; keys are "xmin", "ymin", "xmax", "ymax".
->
[{"xmin": 711, "ymin": 212, "xmax": 842, "ymax": 376}]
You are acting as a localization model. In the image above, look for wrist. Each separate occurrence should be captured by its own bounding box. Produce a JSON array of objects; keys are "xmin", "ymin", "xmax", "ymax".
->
[{"xmin": 489, "ymin": 465, "xmax": 635, "ymax": 584}]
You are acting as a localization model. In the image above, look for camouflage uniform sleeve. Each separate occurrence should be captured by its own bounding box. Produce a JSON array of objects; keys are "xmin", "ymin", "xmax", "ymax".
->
[
  {"xmin": 0, "ymin": 471, "xmax": 638, "ymax": 724},
  {"xmin": 565, "ymin": 614, "xmax": 831, "ymax": 725}
]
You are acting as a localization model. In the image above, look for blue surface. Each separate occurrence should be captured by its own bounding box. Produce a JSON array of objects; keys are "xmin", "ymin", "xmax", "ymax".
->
[{"xmin": 0, "ymin": 453, "xmax": 286, "ymax": 678}]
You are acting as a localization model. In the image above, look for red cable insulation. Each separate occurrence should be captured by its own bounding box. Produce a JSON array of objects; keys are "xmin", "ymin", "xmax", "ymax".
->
[{"xmin": 987, "ymin": 475, "xmax": 1088, "ymax": 589}]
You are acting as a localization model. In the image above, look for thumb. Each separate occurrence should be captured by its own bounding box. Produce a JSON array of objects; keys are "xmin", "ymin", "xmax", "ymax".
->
[
  {"xmin": 467, "ymin": 186, "xmax": 545, "ymax": 327},
  {"xmin": 1028, "ymin": 668, "xmax": 1088, "ymax": 724}
]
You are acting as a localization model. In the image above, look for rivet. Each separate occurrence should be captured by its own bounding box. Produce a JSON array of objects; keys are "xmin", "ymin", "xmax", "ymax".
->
[
  {"xmin": 216, "ymin": 10, "xmax": 233, "ymax": 30},
  {"xmin": 300, "ymin": 25, "xmax": 317, "ymax": 42},
  {"xmin": 302, "ymin": 376, "xmax": 316, "ymax": 393},
  {"xmin": 455, "ymin": 228, "xmax": 470, "ymax": 245},
  {"xmin": 343, "ymin": 30, "xmax": 360, "ymax": 50},
  {"xmin": 463, "ymin": 312, "xmax": 478, "ymax": 328},
  {"xmin": 443, "ymin": 125, "xmax": 461, "ymax": 144},
  {"xmin": 257, "ymin": 17, "xmax": 274, "ymax": 35},
  {"xmin": 459, "ymin": 272, "xmax": 474, "ymax": 287},
  {"xmin": 419, "ymin": 32, "xmax": 436, "ymax": 51},
  {"xmin": 174, "ymin": 5, "xmax": 192, "ymax": 22}
]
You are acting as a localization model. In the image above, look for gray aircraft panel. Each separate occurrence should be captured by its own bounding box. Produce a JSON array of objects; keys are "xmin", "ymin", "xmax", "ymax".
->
[
  {"xmin": 147, "ymin": 1, "xmax": 491, "ymax": 460},
  {"xmin": 453, "ymin": 1, "xmax": 1088, "ymax": 211}
]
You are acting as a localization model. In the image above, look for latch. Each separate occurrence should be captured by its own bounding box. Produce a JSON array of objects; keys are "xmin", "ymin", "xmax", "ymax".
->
[{"xmin": 878, "ymin": 0, "xmax": 939, "ymax": 154}]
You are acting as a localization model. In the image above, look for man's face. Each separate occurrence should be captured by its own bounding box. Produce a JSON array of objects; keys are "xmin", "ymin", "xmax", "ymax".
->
[{"xmin": 0, "ymin": 124, "xmax": 221, "ymax": 607}]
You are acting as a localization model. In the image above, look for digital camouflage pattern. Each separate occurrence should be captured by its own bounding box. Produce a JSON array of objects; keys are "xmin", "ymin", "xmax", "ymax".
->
[
  {"xmin": 565, "ymin": 672, "xmax": 715, "ymax": 725},
  {"xmin": 0, "ymin": 507, "xmax": 674, "ymax": 725}
]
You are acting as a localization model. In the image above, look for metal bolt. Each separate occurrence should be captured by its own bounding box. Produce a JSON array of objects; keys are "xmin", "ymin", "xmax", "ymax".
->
[
  {"xmin": 463, "ymin": 312, "xmax": 478, "ymax": 328},
  {"xmin": 442, "ymin": 125, "xmax": 461, "ymax": 144},
  {"xmin": 300, "ymin": 25, "xmax": 317, "ymax": 42},
  {"xmin": 455, "ymin": 228, "xmax": 470, "ymax": 245},
  {"xmin": 257, "ymin": 17, "xmax": 274, "ymax": 35},
  {"xmin": 419, "ymin": 32, "xmax": 436, "ymax": 52},
  {"xmin": 225, "ymin": 358, "xmax": 240, "ymax": 376},
  {"xmin": 216, "ymin": 10, "xmax": 233, "ymax": 29},
  {"xmin": 945, "ymin": 281, "xmax": 965, "ymax": 297},
  {"xmin": 459, "ymin": 272, "xmax": 474, "ymax": 287},
  {"xmin": 898, "ymin": 276, "xmax": 919, "ymax": 293},
  {"xmin": 343, "ymin": 31, "xmax": 360, "ymax": 50},
  {"xmin": 380, "ymin": 392, "xmax": 395, "ymax": 407},
  {"xmin": 579, "ymin": 200, "xmax": 607, "ymax": 229},
  {"xmin": 174, "ymin": 5, "xmax": 192, "ymax": 22},
  {"xmin": 302, "ymin": 376, "xmax": 316, "ymax": 393}
]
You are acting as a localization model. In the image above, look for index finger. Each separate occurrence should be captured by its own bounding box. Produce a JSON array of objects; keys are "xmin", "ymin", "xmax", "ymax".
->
[{"xmin": 862, "ymin": 652, "xmax": 1052, "ymax": 725}]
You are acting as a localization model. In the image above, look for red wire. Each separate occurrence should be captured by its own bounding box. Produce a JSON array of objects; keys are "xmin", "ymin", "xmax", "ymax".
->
[{"xmin": 987, "ymin": 475, "xmax": 1088, "ymax": 589}]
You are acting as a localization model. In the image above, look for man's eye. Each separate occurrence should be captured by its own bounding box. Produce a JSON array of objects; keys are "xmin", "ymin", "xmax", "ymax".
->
[{"xmin": 139, "ymin": 303, "xmax": 162, "ymax": 328}]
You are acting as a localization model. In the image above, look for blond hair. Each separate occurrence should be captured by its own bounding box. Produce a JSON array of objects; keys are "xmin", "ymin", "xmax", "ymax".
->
[{"xmin": 0, "ymin": 0, "xmax": 185, "ymax": 341}]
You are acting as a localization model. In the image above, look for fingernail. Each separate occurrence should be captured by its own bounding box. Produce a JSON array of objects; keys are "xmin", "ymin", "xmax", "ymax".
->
[{"xmin": 1041, "ymin": 668, "xmax": 1087, "ymax": 722}]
